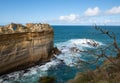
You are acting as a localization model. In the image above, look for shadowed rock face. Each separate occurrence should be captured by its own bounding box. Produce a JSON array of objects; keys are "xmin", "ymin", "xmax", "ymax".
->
[{"xmin": 0, "ymin": 23, "xmax": 54, "ymax": 75}]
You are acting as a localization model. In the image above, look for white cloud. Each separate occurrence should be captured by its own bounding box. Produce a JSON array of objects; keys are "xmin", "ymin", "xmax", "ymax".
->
[
  {"xmin": 106, "ymin": 6, "xmax": 120, "ymax": 15},
  {"xmin": 84, "ymin": 7, "xmax": 100, "ymax": 16},
  {"xmin": 52, "ymin": 6, "xmax": 120, "ymax": 25},
  {"xmin": 104, "ymin": 19, "xmax": 112, "ymax": 24},
  {"xmin": 104, "ymin": 19, "xmax": 120, "ymax": 24},
  {"xmin": 59, "ymin": 14, "xmax": 80, "ymax": 22}
]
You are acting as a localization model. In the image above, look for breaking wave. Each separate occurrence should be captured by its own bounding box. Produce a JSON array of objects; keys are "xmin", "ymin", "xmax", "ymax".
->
[
  {"xmin": 55, "ymin": 38, "xmax": 103, "ymax": 66},
  {"xmin": 0, "ymin": 38, "xmax": 104, "ymax": 83}
]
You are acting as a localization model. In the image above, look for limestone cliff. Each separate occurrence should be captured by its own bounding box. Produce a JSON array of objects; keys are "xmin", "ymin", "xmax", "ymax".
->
[{"xmin": 0, "ymin": 23, "xmax": 54, "ymax": 75}]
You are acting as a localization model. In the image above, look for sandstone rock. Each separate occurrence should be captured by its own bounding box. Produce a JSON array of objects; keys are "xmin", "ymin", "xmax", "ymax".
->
[
  {"xmin": 15, "ymin": 27, "xmax": 25, "ymax": 33},
  {"xmin": 0, "ymin": 27, "xmax": 3, "ymax": 34},
  {"xmin": 0, "ymin": 23, "xmax": 54, "ymax": 75},
  {"xmin": 1, "ymin": 26, "xmax": 9, "ymax": 34},
  {"xmin": 0, "ymin": 23, "xmax": 52, "ymax": 34},
  {"xmin": 8, "ymin": 23, "xmax": 17, "ymax": 30},
  {"xmin": 7, "ymin": 26, "xmax": 14, "ymax": 33},
  {"xmin": 26, "ymin": 23, "xmax": 34, "ymax": 28}
]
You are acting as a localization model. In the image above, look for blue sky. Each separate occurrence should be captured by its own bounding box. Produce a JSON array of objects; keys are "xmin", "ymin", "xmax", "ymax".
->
[{"xmin": 0, "ymin": 0, "xmax": 120, "ymax": 25}]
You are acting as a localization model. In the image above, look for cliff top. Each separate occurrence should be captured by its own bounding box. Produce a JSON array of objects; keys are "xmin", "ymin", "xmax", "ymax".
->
[{"xmin": 0, "ymin": 23, "xmax": 53, "ymax": 34}]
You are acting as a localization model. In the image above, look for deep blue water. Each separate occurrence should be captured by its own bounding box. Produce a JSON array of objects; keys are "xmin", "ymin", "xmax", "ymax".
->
[
  {"xmin": 53, "ymin": 26, "xmax": 120, "ymax": 44},
  {"xmin": 0, "ymin": 26, "xmax": 120, "ymax": 83}
]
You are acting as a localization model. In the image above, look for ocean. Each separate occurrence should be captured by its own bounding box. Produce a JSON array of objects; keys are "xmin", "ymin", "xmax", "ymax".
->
[{"xmin": 0, "ymin": 26, "xmax": 120, "ymax": 83}]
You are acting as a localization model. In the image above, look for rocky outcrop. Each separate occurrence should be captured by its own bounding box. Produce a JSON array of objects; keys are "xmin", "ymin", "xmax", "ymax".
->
[
  {"xmin": 0, "ymin": 23, "xmax": 53, "ymax": 34},
  {"xmin": 52, "ymin": 47, "xmax": 62, "ymax": 55},
  {"xmin": 0, "ymin": 23, "xmax": 54, "ymax": 75}
]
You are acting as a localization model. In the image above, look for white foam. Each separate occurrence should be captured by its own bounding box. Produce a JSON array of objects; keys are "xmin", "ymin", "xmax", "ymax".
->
[
  {"xmin": 0, "ymin": 79, "xmax": 3, "ymax": 83},
  {"xmin": 55, "ymin": 38, "xmax": 103, "ymax": 66},
  {"xmin": 69, "ymin": 39, "xmax": 102, "ymax": 47},
  {"xmin": 0, "ymin": 59, "xmax": 62, "ymax": 83},
  {"xmin": 56, "ymin": 39, "xmax": 103, "ymax": 49},
  {"xmin": 0, "ymin": 38, "xmax": 104, "ymax": 83},
  {"xmin": 38, "ymin": 60, "xmax": 60, "ymax": 71},
  {"xmin": 2, "ymin": 81, "xmax": 9, "ymax": 83}
]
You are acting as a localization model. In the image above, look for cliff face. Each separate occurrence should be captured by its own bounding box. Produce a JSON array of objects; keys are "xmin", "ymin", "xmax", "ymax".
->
[{"xmin": 0, "ymin": 23, "xmax": 54, "ymax": 75}]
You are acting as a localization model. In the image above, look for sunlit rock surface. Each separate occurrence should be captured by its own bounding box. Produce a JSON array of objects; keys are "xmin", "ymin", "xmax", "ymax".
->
[{"xmin": 0, "ymin": 23, "xmax": 54, "ymax": 75}]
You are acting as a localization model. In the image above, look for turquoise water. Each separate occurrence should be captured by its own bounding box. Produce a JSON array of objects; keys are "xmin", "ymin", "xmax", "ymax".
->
[{"xmin": 0, "ymin": 26, "xmax": 120, "ymax": 83}]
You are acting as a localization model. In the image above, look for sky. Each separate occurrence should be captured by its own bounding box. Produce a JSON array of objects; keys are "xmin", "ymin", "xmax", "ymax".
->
[{"xmin": 0, "ymin": 0, "xmax": 120, "ymax": 25}]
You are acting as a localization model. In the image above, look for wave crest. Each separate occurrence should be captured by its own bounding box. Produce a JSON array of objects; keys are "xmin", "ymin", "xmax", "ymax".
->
[{"xmin": 55, "ymin": 38, "xmax": 103, "ymax": 66}]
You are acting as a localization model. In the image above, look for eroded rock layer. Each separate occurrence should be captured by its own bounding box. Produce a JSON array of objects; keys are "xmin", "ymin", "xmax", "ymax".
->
[{"xmin": 0, "ymin": 23, "xmax": 54, "ymax": 75}]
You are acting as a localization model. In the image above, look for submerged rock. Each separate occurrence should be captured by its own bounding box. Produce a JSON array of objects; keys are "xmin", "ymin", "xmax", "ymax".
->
[{"xmin": 38, "ymin": 76, "xmax": 55, "ymax": 83}]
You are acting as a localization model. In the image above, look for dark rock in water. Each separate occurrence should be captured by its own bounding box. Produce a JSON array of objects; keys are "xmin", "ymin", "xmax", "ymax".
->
[
  {"xmin": 52, "ymin": 47, "xmax": 61, "ymax": 55},
  {"xmin": 3, "ymin": 75, "xmax": 9, "ymax": 81},
  {"xmin": 23, "ymin": 69, "xmax": 29, "ymax": 73},
  {"xmin": 70, "ymin": 47, "xmax": 80, "ymax": 53},
  {"xmin": 19, "ymin": 72, "xmax": 24, "ymax": 78},
  {"xmin": 59, "ymin": 59, "xmax": 64, "ymax": 63},
  {"xmin": 87, "ymin": 41, "xmax": 99, "ymax": 47},
  {"xmin": 38, "ymin": 76, "xmax": 55, "ymax": 83},
  {"xmin": 9, "ymin": 76, "xmax": 15, "ymax": 81}
]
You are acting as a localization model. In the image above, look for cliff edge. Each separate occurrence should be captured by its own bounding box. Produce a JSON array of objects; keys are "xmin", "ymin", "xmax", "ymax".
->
[{"xmin": 0, "ymin": 23, "xmax": 54, "ymax": 75}]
